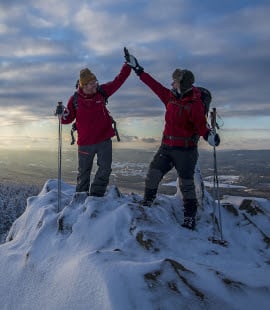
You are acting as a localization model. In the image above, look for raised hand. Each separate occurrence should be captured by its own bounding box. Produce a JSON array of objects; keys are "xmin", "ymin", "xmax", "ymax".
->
[{"xmin": 124, "ymin": 47, "xmax": 144, "ymax": 76}]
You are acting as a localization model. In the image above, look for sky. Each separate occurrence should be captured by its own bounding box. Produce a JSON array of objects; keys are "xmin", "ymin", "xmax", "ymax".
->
[
  {"xmin": 0, "ymin": 0, "xmax": 270, "ymax": 151},
  {"xmin": 0, "ymin": 178, "xmax": 270, "ymax": 309}
]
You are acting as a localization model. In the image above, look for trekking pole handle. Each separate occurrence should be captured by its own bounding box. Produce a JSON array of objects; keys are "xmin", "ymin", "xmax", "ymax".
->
[
  {"xmin": 55, "ymin": 101, "xmax": 64, "ymax": 117},
  {"xmin": 210, "ymin": 108, "xmax": 217, "ymax": 132}
]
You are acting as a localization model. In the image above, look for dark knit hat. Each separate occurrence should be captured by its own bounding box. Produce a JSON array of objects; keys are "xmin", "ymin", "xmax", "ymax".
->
[
  {"xmin": 79, "ymin": 68, "xmax": 97, "ymax": 87},
  {"xmin": 172, "ymin": 68, "xmax": 195, "ymax": 93},
  {"xmin": 172, "ymin": 69, "xmax": 183, "ymax": 82}
]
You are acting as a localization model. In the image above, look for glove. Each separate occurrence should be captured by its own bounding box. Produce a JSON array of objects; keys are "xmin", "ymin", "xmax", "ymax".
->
[
  {"xmin": 204, "ymin": 130, "xmax": 220, "ymax": 147},
  {"xmin": 124, "ymin": 47, "xmax": 144, "ymax": 76}
]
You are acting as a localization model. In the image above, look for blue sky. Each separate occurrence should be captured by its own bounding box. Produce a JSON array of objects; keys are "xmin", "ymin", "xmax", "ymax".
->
[{"xmin": 0, "ymin": 0, "xmax": 269, "ymax": 151}]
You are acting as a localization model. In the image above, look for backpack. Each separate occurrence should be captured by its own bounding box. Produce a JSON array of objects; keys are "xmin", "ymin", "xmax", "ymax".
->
[
  {"xmin": 70, "ymin": 84, "xmax": 120, "ymax": 145},
  {"xmin": 196, "ymin": 86, "xmax": 212, "ymax": 116}
]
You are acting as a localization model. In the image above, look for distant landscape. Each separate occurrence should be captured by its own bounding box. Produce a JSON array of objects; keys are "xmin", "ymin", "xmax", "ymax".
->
[
  {"xmin": 1, "ymin": 148, "xmax": 269, "ymax": 243},
  {"xmin": 198, "ymin": 149, "xmax": 270, "ymax": 200},
  {"xmin": 1, "ymin": 148, "xmax": 270, "ymax": 199}
]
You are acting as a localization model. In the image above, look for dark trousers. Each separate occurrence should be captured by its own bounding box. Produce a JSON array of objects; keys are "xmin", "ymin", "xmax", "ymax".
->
[
  {"xmin": 145, "ymin": 144, "xmax": 198, "ymax": 215},
  {"xmin": 76, "ymin": 139, "xmax": 112, "ymax": 196}
]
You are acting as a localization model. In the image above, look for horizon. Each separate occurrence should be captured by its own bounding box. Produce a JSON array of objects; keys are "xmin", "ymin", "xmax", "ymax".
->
[
  {"xmin": 0, "ymin": 107, "xmax": 270, "ymax": 152},
  {"xmin": 0, "ymin": 142, "xmax": 270, "ymax": 153}
]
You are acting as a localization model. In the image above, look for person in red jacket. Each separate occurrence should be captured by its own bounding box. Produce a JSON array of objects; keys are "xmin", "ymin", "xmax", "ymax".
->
[
  {"xmin": 124, "ymin": 48, "xmax": 220, "ymax": 230},
  {"xmin": 61, "ymin": 63, "xmax": 131, "ymax": 196}
]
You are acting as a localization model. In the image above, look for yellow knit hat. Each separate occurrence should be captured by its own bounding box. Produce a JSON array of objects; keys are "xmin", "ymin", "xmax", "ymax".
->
[{"xmin": 79, "ymin": 68, "xmax": 97, "ymax": 87}]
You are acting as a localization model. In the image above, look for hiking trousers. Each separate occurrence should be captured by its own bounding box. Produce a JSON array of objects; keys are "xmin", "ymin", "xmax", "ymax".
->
[
  {"xmin": 145, "ymin": 144, "xmax": 198, "ymax": 202},
  {"xmin": 76, "ymin": 139, "xmax": 112, "ymax": 196}
]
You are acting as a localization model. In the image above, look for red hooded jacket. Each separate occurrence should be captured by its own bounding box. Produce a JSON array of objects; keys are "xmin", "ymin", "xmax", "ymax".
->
[
  {"xmin": 140, "ymin": 72, "xmax": 210, "ymax": 147},
  {"xmin": 62, "ymin": 63, "xmax": 131, "ymax": 145}
]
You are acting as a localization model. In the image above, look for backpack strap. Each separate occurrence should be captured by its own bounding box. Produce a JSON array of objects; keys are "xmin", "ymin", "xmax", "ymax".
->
[
  {"xmin": 70, "ymin": 122, "xmax": 77, "ymax": 145},
  {"xmin": 196, "ymin": 86, "xmax": 212, "ymax": 116},
  {"xmin": 73, "ymin": 91, "xmax": 78, "ymax": 110},
  {"xmin": 97, "ymin": 86, "xmax": 120, "ymax": 141},
  {"xmin": 97, "ymin": 85, "xmax": 108, "ymax": 104}
]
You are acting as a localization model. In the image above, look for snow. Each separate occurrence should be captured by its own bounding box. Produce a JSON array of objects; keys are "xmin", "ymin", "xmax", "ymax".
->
[
  {"xmin": 0, "ymin": 179, "xmax": 270, "ymax": 310},
  {"xmin": 164, "ymin": 175, "xmax": 247, "ymax": 189},
  {"xmin": 204, "ymin": 175, "xmax": 247, "ymax": 189}
]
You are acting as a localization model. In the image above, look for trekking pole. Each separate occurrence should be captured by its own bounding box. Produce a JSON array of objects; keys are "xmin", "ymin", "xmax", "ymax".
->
[
  {"xmin": 209, "ymin": 108, "xmax": 228, "ymax": 246},
  {"xmin": 55, "ymin": 101, "xmax": 63, "ymax": 212}
]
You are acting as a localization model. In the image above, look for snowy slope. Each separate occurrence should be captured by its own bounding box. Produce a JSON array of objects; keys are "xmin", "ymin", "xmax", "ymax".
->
[{"xmin": 0, "ymin": 180, "xmax": 270, "ymax": 310}]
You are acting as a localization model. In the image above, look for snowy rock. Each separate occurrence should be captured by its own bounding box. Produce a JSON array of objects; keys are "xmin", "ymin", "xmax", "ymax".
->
[{"xmin": 0, "ymin": 179, "xmax": 270, "ymax": 309}]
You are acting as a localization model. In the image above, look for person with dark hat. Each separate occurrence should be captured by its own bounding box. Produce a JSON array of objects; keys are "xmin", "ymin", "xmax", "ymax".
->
[
  {"xmin": 124, "ymin": 47, "xmax": 220, "ymax": 230},
  {"xmin": 61, "ymin": 62, "xmax": 131, "ymax": 197}
]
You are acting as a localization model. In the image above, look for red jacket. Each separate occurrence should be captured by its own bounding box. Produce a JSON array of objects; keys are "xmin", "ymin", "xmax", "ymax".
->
[
  {"xmin": 62, "ymin": 63, "xmax": 131, "ymax": 145},
  {"xmin": 140, "ymin": 72, "xmax": 210, "ymax": 147}
]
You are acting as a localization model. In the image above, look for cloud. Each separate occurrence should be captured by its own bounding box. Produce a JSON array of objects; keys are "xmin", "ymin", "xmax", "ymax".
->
[
  {"xmin": 0, "ymin": 1, "xmax": 270, "ymax": 150},
  {"xmin": 141, "ymin": 137, "xmax": 158, "ymax": 143}
]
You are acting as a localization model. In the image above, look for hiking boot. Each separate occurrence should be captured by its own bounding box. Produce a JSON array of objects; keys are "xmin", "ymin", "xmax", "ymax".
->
[
  {"xmin": 181, "ymin": 216, "xmax": 196, "ymax": 230},
  {"xmin": 142, "ymin": 199, "xmax": 153, "ymax": 207},
  {"xmin": 88, "ymin": 192, "xmax": 104, "ymax": 197},
  {"xmin": 142, "ymin": 188, "xmax": 157, "ymax": 207},
  {"xmin": 72, "ymin": 192, "xmax": 88, "ymax": 203}
]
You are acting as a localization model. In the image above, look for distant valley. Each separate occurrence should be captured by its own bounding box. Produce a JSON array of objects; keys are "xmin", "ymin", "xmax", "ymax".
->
[{"xmin": 0, "ymin": 148, "xmax": 269, "ymax": 199}]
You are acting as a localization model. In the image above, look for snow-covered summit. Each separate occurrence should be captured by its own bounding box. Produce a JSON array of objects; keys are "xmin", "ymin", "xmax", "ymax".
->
[{"xmin": 0, "ymin": 180, "xmax": 270, "ymax": 310}]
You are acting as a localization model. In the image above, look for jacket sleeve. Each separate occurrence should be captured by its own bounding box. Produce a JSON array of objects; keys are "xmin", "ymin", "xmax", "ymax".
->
[
  {"xmin": 61, "ymin": 95, "xmax": 76, "ymax": 124},
  {"xmin": 139, "ymin": 72, "xmax": 171, "ymax": 106},
  {"xmin": 100, "ymin": 63, "xmax": 131, "ymax": 97}
]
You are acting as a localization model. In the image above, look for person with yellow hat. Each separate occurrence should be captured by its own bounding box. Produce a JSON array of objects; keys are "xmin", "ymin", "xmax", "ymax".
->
[
  {"xmin": 124, "ymin": 47, "xmax": 220, "ymax": 230},
  {"xmin": 61, "ymin": 62, "xmax": 131, "ymax": 197}
]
